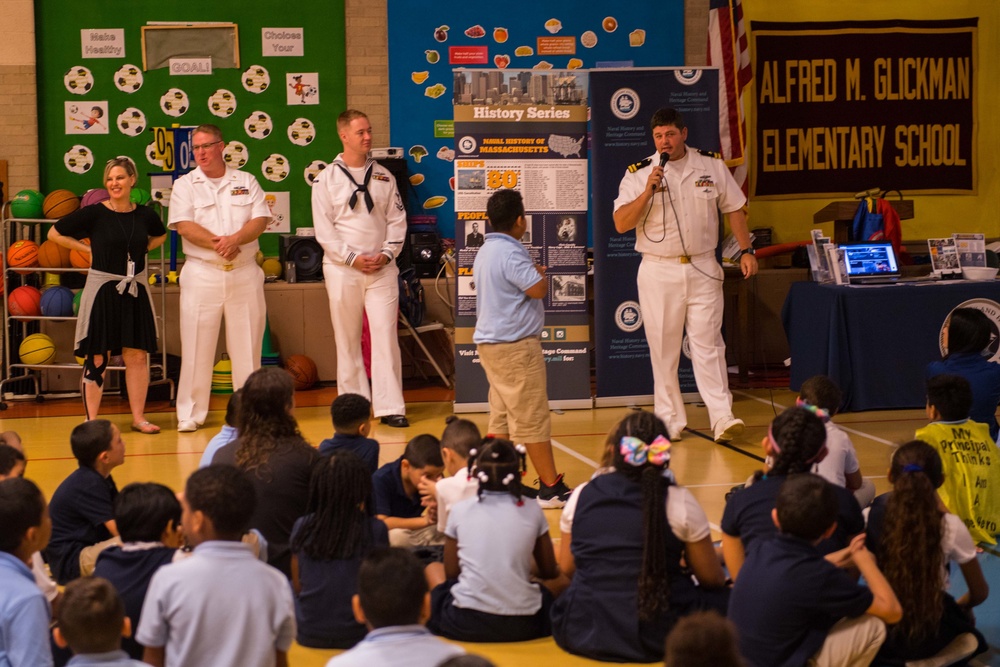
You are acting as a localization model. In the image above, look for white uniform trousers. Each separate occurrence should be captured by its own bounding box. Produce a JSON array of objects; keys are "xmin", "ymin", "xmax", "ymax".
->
[
  {"xmin": 637, "ymin": 253, "xmax": 734, "ymax": 433},
  {"xmin": 323, "ymin": 261, "xmax": 406, "ymax": 417},
  {"xmin": 176, "ymin": 259, "xmax": 266, "ymax": 424}
]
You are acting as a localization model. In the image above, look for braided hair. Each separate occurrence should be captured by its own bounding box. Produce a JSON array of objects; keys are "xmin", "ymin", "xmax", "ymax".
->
[
  {"xmin": 881, "ymin": 440, "xmax": 946, "ymax": 645},
  {"xmin": 468, "ymin": 438, "xmax": 526, "ymax": 505},
  {"xmin": 753, "ymin": 407, "xmax": 827, "ymax": 482},
  {"xmin": 608, "ymin": 410, "xmax": 672, "ymax": 622},
  {"xmin": 291, "ymin": 451, "xmax": 375, "ymax": 561}
]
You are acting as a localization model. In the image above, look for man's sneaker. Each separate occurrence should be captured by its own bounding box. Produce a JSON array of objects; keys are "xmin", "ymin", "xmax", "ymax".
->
[
  {"xmin": 714, "ymin": 415, "xmax": 745, "ymax": 443},
  {"xmin": 519, "ymin": 482, "xmax": 539, "ymax": 499},
  {"xmin": 537, "ymin": 474, "xmax": 573, "ymax": 509}
]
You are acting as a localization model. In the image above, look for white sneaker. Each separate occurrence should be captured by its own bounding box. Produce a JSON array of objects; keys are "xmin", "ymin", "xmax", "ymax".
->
[
  {"xmin": 177, "ymin": 420, "xmax": 198, "ymax": 433},
  {"xmin": 668, "ymin": 426, "xmax": 684, "ymax": 441},
  {"xmin": 714, "ymin": 416, "xmax": 744, "ymax": 443}
]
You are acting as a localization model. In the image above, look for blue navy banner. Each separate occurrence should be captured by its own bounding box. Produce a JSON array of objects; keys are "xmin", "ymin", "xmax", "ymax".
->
[{"xmin": 590, "ymin": 68, "xmax": 721, "ymax": 405}]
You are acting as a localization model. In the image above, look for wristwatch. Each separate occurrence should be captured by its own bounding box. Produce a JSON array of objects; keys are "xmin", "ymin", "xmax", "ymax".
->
[{"xmin": 738, "ymin": 246, "xmax": 756, "ymax": 259}]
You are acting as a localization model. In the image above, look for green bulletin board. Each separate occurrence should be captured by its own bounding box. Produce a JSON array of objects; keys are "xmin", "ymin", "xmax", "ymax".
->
[{"xmin": 35, "ymin": 3, "xmax": 347, "ymax": 256}]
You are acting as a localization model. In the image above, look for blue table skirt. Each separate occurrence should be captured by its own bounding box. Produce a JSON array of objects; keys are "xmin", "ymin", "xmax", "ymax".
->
[{"xmin": 782, "ymin": 280, "xmax": 1000, "ymax": 412}]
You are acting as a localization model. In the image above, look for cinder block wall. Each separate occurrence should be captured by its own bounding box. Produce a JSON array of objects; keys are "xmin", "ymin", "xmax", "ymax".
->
[{"xmin": 0, "ymin": 0, "xmax": 40, "ymax": 197}]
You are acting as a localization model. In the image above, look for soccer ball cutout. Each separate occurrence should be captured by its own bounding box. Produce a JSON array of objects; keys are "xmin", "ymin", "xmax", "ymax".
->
[
  {"xmin": 64, "ymin": 144, "xmax": 94, "ymax": 174},
  {"xmin": 160, "ymin": 88, "xmax": 189, "ymax": 117},
  {"xmin": 117, "ymin": 107, "xmax": 147, "ymax": 136},
  {"xmin": 245, "ymin": 111, "xmax": 273, "ymax": 140},
  {"xmin": 208, "ymin": 89, "xmax": 237, "ymax": 118},
  {"xmin": 287, "ymin": 118, "xmax": 316, "ymax": 146},
  {"xmin": 64, "ymin": 66, "xmax": 94, "ymax": 94},
  {"xmin": 304, "ymin": 160, "xmax": 328, "ymax": 186},
  {"xmin": 114, "ymin": 64, "xmax": 143, "ymax": 93},
  {"xmin": 242, "ymin": 65, "xmax": 270, "ymax": 93},
  {"xmin": 262, "ymin": 154, "xmax": 290, "ymax": 183},
  {"xmin": 145, "ymin": 140, "xmax": 164, "ymax": 168},
  {"xmin": 224, "ymin": 141, "xmax": 248, "ymax": 169}
]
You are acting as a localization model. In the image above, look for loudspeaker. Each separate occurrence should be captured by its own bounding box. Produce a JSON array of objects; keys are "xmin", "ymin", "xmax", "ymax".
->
[
  {"xmin": 410, "ymin": 231, "xmax": 442, "ymax": 278},
  {"xmin": 279, "ymin": 235, "xmax": 324, "ymax": 282}
]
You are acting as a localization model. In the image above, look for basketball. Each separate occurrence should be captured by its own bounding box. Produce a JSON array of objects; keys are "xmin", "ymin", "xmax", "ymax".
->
[
  {"xmin": 41, "ymin": 285, "xmax": 74, "ymax": 318},
  {"xmin": 72, "ymin": 288, "xmax": 83, "ymax": 315},
  {"xmin": 284, "ymin": 354, "xmax": 318, "ymax": 390},
  {"xmin": 261, "ymin": 258, "xmax": 282, "ymax": 279},
  {"xmin": 130, "ymin": 187, "xmax": 151, "ymax": 205},
  {"xmin": 43, "ymin": 189, "xmax": 81, "ymax": 220},
  {"xmin": 8, "ymin": 286, "xmax": 42, "ymax": 317},
  {"xmin": 70, "ymin": 239, "xmax": 92, "ymax": 269},
  {"xmin": 7, "ymin": 239, "xmax": 39, "ymax": 273},
  {"xmin": 10, "ymin": 190, "xmax": 44, "ymax": 219},
  {"xmin": 38, "ymin": 239, "xmax": 70, "ymax": 268},
  {"xmin": 81, "ymin": 188, "xmax": 110, "ymax": 207},
  {"xmin": 18, "ymin": 333, "xmax": 56, "ymax": 365}
]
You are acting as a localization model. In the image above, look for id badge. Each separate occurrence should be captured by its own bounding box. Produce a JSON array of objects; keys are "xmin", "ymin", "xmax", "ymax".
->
[{"xmin": 126, "ymin": 259, "xmax": 136, "ymax": 279}]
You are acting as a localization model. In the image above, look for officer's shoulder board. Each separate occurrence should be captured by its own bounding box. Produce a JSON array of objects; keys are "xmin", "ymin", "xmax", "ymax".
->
[
  {"xmin": 626, "ymin": 157, "xmax": 652, "ymax": 173},
  {"xmin": 698, "ymin": 149, "xmax": 723, "ymax": 159}
]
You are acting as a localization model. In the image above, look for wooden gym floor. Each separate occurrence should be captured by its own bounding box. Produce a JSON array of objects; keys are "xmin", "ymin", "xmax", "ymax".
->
[{"xmin": 3, "ymin": 382, "xmax": 999, "ymax": 666}]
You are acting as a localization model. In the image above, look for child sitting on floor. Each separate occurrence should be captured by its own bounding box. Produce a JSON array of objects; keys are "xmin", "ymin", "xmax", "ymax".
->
[
  {"xmin": 427, "ymin": 438, "xmax": 560, "ymax": 642},
  {"xmin": 798, "ymin": 375, "xmax": 875, "ymax": 508},
  {"xmin": 916, "ymin": 374, "xmax": 1000, "ymax": 545},
  {"xmin": 728, "ymin": 474, "xmax": 902, "ymax": 667},
  {"xmin": 46, "ymin": 420, "xmax": 125, "ymax": 583},
  {"xmin": 93, "ymin": 482, "xmax": 183, "ymax": 661},
  {"xmin": 865, "ymin": 440, "xmax": 988, "ymax": 665},
  {"xmin": 372, "ymin": 434, "xmax": 444, "ymax": 548},
  {"xmin": 418, "ymin": 416, "xmax": 482, "ymax": 533},
  {"xmin": 53, "ymin": 576, "xmax": 147, "ymax": 666},
  {"xmin": 319, "ymin": 393, "xmax": 380, "ymax": 475},
  {"xmin": 324, "ymin": 547, "xmax": 465, "ymax": 666},
  {"xmin": 0, "ymin": 477, "xmax": 54, "ymax": 667},
  {"xmin": 199, "ymin": 390, "xmax": 241, "ymax": 468},
  {"xmin": 290, "ymin": 451, "xmax": 389, "ymax": 649}
]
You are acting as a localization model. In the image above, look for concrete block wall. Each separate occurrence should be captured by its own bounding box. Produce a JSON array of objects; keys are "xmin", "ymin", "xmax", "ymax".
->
[{"xmin": 0, "ymin": 0, "xmax": 40, "ymax": 197}]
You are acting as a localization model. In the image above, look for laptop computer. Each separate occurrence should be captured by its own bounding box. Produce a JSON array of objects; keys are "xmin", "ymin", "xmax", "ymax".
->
[{"xmin": 842, "ymin": 242, "xmax": 902, "ymax": 284}]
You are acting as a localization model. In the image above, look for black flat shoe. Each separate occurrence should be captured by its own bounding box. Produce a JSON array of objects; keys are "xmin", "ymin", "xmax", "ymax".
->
[{"xmin": 380, "ymin": 414, "xmax": 410, "ymax": 428}]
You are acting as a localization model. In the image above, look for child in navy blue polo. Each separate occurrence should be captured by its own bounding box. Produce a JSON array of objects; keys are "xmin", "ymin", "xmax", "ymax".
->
[
  {"xmin": 319, "ymin": 393, "xmax": 380, "ymax": 475},
  {"xmin": 46, "ymin": 420, "xmax": 125, "ymax": 583},
  {"xmin": 93, "ymin": 482, "xmax": 183, "ymax": 660},
  {"xmin": 728, "ymin": 474, "xmax": 901, "ymax": 667},
  {"xmin": 372, "ymin": 434, "xmax": 444, "ymax": 548}
]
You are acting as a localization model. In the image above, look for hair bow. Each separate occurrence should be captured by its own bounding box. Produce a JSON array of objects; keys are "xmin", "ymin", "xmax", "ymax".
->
[
  {"xmin": 795, "ymin": 397, "xmax": 831, "ymax": 422},
  {"xmin": 619, "ymin": 434, "xmax": 671, "ymax": 467}
]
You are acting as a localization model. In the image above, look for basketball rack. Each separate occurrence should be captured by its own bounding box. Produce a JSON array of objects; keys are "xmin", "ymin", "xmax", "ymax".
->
[{"xmin": 0, "ymin": 207, "xmax": 174, "ymax": 410}]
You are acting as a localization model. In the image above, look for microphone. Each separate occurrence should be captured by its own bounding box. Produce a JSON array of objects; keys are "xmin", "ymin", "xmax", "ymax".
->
[{"xmin": 651, "ymin": 151, "xmax": 669, "ymax": 191}]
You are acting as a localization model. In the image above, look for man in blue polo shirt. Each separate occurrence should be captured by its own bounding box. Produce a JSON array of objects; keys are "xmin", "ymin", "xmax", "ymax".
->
[
  {"xmin": 473, "ymin": 189, "xmax": 571, "ymax": 508},
  {"xmin": 0, "ymin": 477, "xmax": 55, "ymax": 667}
]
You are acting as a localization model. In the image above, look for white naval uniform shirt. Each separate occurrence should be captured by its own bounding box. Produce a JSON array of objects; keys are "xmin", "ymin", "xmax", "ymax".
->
[
  {"xmin": 311, "ymin": 155, "xmax": 407, "ymax": 266},
  {"xmin": 167, "ymin": 167, "xmax": 271, "ymax": 261},
  {"xmin": 613, "ymin": 149, "xmax": 746, "ymax": 258}
]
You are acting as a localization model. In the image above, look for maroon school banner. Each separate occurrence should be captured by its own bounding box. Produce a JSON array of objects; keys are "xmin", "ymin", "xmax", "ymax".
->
[{"xmin": 751, "ymin": 19, "xmax": 977, "ymax": 198}]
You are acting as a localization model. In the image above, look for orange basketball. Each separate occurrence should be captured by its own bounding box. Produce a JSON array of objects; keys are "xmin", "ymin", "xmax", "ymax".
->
[
  {"xmin": 8, "ymin": 285, "xmax": 42, "ymax": 317},
  {"xmin": 70, "ymin": 238, "xmax": 92, "ymax": 269},
  {"xmin": 43, "ymin": 189, "xmax": 80, "ymax": 220},
  {"xmin": 7, "ymin": 239, "xmax": 39, "ymax": 274},
  {"xmin": 38, "ymin": 239, "xmax": 71, "ymax": 268},
  {"xmin": 284, "ymin": 354, "xmax": 318, "ymax": 390}
]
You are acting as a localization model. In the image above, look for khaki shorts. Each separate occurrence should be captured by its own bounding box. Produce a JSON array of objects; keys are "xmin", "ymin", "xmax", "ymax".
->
[{"xmin": 477, "ymin": 336, "xmax": 551, "ymax": 443}]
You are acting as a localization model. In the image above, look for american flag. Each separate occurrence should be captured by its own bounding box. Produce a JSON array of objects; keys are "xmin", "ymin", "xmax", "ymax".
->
[{"xmin": 707, "ymin": 0, "xmax": 752, "ymax": 195}]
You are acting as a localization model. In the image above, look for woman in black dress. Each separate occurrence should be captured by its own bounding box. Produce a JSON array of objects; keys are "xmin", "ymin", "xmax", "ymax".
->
[{"xmin": 48, "ymin": 157, "xmax": 167, "ymax": 432}]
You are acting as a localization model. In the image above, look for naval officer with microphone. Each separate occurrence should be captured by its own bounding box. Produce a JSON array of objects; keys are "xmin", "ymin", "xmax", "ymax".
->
[{"xmin": 613, "ymin": 107, "xmax": 757, "ymax": 444}]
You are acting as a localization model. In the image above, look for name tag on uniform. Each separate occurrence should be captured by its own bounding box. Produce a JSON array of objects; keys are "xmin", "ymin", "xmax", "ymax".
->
[{"xmin": 230, "ymin": 186, "xmax": 250, "ymax": 196}]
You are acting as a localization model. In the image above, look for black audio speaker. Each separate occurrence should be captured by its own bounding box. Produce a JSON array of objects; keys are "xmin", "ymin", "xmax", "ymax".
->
[
  {"xmin": 279, "ymin": 235, "xmax": 324, "ymax": 282},
  {"xmin": 410, "ymin": 231, "xmax": 442, "ymax": 278}
]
